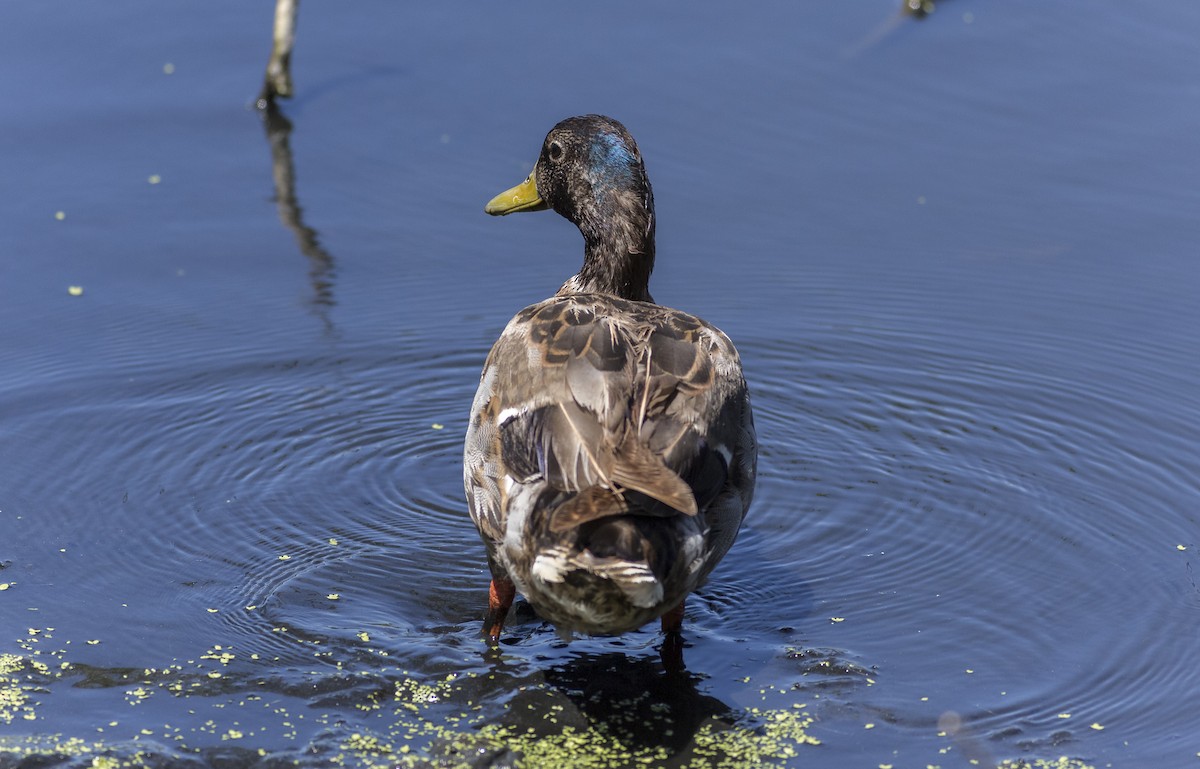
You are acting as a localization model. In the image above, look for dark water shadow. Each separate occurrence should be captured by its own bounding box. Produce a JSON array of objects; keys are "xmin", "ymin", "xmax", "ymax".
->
[
  {"xmin": 457, "ymin": 650, "xmax": 741, "ymax": 768},
  {"xmin": 258, "ymin": 102, "xmax": 337, "ymax": 334},
  {"xmin": 542, "ymin": 652, "xmax": 734, "ymax": 750}
]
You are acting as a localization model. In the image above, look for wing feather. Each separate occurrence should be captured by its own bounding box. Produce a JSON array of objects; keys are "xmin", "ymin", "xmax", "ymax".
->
[{"xmin": 466, "ymin": 294, "xmax": 752, "ymax": 545}]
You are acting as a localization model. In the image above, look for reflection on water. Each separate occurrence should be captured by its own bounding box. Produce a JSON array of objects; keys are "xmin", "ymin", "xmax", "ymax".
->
[
  {"xmin": 846, "ymin": 0, "xmax": 963, "ymax": 59},
  {"xmin": 259, "ymin": 102, "xmax": 337, "ymax": 329}
]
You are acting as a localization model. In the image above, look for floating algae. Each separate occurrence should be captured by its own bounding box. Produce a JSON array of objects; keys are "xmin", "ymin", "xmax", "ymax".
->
[
  {"xmin": 0, "ymin": 629, "xmax": 825, "ymax": 769},
  {"xmin": 0, "ymin": 628, "xmax": 1102, "ymax": 769}
]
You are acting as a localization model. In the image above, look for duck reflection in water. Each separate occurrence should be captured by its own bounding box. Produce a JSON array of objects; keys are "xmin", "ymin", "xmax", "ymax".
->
[
  {"xmin": 548, "ymin": 652, "xmax": 733, "ymax": 749},
  {"xmin": 472, "ymin": 650, "xmax": 735, "ymax": 763}
]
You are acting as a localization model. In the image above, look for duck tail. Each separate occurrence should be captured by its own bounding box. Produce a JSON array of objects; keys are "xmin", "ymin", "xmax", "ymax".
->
[{"xmin": 533, "ymin": 511, "xmax": 671, "ymax": 609}]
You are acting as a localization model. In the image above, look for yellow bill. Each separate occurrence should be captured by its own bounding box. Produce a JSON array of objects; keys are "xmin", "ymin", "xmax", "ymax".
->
[{"xmin": 485, "ymin": 172, "xmax": 549, "ymax": 215}]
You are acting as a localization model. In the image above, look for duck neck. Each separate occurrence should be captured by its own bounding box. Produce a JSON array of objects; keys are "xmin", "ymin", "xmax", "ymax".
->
[{"xmin": 559, "ymin": 198, "xmax": 656, "ymax": 303}]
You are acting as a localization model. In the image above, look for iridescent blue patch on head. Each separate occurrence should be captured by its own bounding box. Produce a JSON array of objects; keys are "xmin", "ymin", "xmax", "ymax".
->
[{"xmin": 589, "ymin": 132, "xmax": 636, "ymax": 189}]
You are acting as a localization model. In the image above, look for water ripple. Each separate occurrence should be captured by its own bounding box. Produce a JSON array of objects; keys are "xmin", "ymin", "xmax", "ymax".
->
[
  {"xmin": 737, "ymin": 319, "xmax": 1200, "ymax": 748},
  {"xmin": 1, "ymin": 342, "xmax": 488, "ymax": 662},
  {"xmin": 3, "ymin": 298, "xmax": 1196, "ymax": 765}
]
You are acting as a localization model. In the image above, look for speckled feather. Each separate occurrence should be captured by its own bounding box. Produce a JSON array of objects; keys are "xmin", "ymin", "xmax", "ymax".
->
[{"xmin": 465, "ymin": 115, "xmax": 756, "ymax": 635}]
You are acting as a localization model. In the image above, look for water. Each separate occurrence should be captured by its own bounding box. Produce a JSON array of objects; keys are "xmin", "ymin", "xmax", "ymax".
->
[{"xmin": 3, "ymin": 2, "xmax": 1199, "ymax": 767}]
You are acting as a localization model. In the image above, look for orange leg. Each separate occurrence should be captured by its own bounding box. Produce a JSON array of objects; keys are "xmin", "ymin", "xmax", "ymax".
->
[{"xmin": 484, "ymin": 576, "xmax": 516, "ymax": 642}]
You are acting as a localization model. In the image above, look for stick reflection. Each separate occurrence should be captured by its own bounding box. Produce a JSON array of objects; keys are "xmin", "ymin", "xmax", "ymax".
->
[{"xmin": 258, "ymin": 102, "xmax": 337, "ymax": 331}]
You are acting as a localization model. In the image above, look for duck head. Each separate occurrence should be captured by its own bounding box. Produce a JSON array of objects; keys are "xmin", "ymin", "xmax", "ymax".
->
[{"xmin": 486, "ymin": 115, "xmax": 656, "ymax": 302}]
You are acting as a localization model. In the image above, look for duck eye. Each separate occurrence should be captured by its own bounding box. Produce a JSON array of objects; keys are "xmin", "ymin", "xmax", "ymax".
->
[{"xmin": 547, "ymin": 141, "xmax": 564, "ymax": 162}]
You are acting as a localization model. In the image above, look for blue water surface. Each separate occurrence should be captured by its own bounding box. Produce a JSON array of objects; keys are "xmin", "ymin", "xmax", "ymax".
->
[{"xmin": 2, "ymin": 2, "xmax": 1198, "ymax": 767}]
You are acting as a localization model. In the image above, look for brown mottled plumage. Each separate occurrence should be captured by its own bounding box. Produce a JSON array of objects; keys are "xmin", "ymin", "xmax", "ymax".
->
[{"xmin": 464, "ymin": 115, "xmax": 756, "ymax": 640}]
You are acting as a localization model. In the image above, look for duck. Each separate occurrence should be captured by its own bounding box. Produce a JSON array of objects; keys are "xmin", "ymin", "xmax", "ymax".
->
[{"xmin": 464, "ymin": 115, "xmax": 756, "ymax": 643}]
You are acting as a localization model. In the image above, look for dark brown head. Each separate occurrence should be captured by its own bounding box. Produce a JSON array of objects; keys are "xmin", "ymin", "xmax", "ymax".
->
[{"xmin": 486, "ymin": 115, "xmax": 656, "ymax": 302}]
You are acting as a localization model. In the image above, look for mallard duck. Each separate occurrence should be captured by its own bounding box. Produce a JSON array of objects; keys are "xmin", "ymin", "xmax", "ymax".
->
[{"xmin": 464, "ymin": 115, "xmax": 756, "ymax": 642}]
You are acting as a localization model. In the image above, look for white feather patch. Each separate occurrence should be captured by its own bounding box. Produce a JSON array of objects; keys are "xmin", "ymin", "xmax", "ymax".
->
[
  {"xmin": 531, "ymin": 550, "xmax": 570, "ymax": 583},
  {"xmin": 574, "ymin": 555, "xmax": 663, "ymax": 608},
  {"xmin": 496, "ymin": 405, "xmax": 527, "ymax": 426}
]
